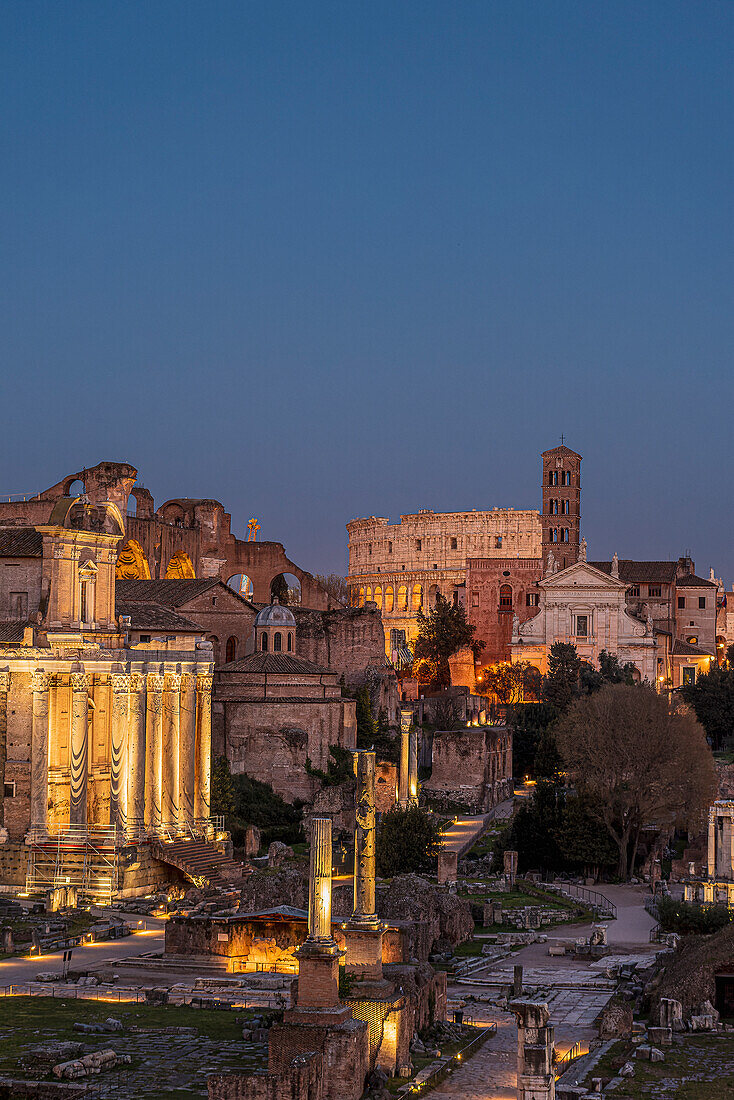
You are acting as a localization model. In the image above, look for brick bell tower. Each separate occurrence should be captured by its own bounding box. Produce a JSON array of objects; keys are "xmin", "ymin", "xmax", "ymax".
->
[{"xmin": 541, "ymin": 443, "xmax": 582, "ymax": 572}]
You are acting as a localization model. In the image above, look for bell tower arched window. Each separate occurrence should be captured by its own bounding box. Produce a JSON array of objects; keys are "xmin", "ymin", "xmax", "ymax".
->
[{"xmin": 274, "ymin": 632, "xmax": 282, "ymax": 652}]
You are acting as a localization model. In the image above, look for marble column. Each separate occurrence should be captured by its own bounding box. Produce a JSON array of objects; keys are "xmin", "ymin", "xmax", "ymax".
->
[
  {"xmin": 178, "ymin": 674, "xmax": 196, "ymax": 825},
  {"xmin": 307, "ymin": 817, "xmax": 334, "ymax": 943},
  {"xmin": 398, "ymin": 728, "xmax": 409, "ymax": 807},
  {"xmin": 163, "ymin": 672, "xmax": 181, "ymax": 828},
  {"xmin": 144, "ymin": 669, "xmax": 164, "ymax": 831},
  {"xmin": 69, "ymin": 667, "xmax": 89, "ymax": 826},
  {"xmin": 127, "ymin": 672, "xmax": 146, "ymax": 831},
  {"xmin": 194, "ymin": 673, "xmax": 213, "ymax": 821},
  {"xmin": 408, "ymin": 728, "xmax": 419, "ymax": 806},
  {"xmin": 31, "ymin": 669, "xmax": 50, "ymax": 831},
  {"xmin": 351, "ymin": 752, "xmax": 378, "ymax": 924},
  {"xmin": 0, "ymin": 668, "xmax": 9, "ymax": 830},
  {"xmin": 109, "ymin": 668, "xmax": 130, "ymax": 832}
]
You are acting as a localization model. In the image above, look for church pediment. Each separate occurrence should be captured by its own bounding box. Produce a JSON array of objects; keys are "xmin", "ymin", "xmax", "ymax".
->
[{"xmin": 541, "ymin": 561, "xmax": 627, "ymax": 591}]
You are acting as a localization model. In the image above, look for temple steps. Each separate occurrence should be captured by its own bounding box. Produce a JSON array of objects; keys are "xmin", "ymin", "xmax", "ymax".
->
[{"xmin": 152, "ymin": 838, "xmax": 246, "ymax": 887}]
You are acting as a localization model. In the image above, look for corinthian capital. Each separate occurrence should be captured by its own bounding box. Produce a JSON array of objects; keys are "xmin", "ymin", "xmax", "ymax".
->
[
  {"xmin": 32, "ymin": 669, "xmax": 51, "ymax": 694},
  {"xmin": 165, "ymin": 672, "xmax": 182, "ymax": 693},
  {"xmin": 111, "ymin": 673, "xmax": 131, "ymax": 694},
  {"xmin": 196, "ymin": 673, "xmax": 213, "ymax": 695},
  {"xmin": 0, "ymin": 668, "xmax": 9, "ymax": 695},
  {"xmin": 147, "ymin": 673, "xmax": 165, "ymax": 695},
  {"xmin": 70, "ymin": 672, "xmax": 89, "ymax": 693}
]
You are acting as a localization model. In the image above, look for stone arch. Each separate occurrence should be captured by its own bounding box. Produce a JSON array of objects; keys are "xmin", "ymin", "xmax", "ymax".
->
[
  {"xmin": 227, "ymin": 573, "xmax": 254, "ymax": 600},
  {"xmin": 373, "ymin": 585, "xmax": 382, "ymax": 610},
  {"xmin": 429, "ymin": 584, "xmax": 441, "ymax": 606},
  {"xmin": 64, "ymin": 476, "xmax": 86, "ymax": 498},
  {"xmin": 412, "ymin": 584, "xmax": 423, "ymax": 611},
  {"xmin": 384, "ymin": 586, "xmax": 394, "ymax": 613},
  {"xmin": 116, "ymin": 539, "xmax": 152, "ymax": 580},
  {"xmin": 359, "ymin": 586, "xmax": 365, "ymax": 606},
  {"xmin": 165, "ymin": 551, "xmax": 196, "ymax": 579},
  {"xmin": 270, "ymin": 572, "xmax": 301, "ymax": 605},
  {"xmin": 398, "ymin": 585, "xmax": 408, "ymax": 611},
  {"xmin": 365, "ymin": 586, "xmax": 373, "ymax": 604}
]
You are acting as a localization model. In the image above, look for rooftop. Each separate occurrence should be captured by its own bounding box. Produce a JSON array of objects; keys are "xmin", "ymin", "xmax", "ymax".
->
[
  {"xmin": 218, "ymin": 652, "xmax": 329, "ymax": 676},
  {"xmin": 0, "ymin": 527, "xmax": 43, "ymax": 558}
]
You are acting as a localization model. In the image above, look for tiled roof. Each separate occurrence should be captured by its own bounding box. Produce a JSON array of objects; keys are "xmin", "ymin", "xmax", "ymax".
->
[
  {"xmin": 672, "ymin": 639, "xmax": 712, "ymax": 656},
  {"xmin": 218, "ymin": 652, "xmax": 329, "ymax": 675},
  {"xmin": 675, "ymin": 574, "xmax": 718, "ymax": 588},
  {"xmin": 590, "ymin": 560, "xmax": 678, "ymax": 584},
  {"xmin": 115, "ymin": 578, "xmax": 255, "ymax": 609},
  {"xmin": 116, "ymin": 601, "xmax": 202, "ymax": 632},
  {"xmin": 0, "ymin": 621, "xmax": 26, "ymax": 643},
  {"xmin": 0, "ymin": 527, "xmax": 43, "ymax": 557}
]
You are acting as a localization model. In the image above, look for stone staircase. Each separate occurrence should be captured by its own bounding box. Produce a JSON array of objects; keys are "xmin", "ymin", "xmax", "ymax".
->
[{"xmin": 152, "ymin": 838, "xmax": 246, "ymax": 887}]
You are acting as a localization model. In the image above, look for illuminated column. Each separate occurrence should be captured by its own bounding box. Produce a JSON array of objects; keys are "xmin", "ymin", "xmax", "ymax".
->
[
  {"xmin": 194, "ymin": 673, "xmax": 213, "ymax": 821},
  {"xmin": 398, "ymin": 707, "xmax": 411, "ymax": 807},
  {"xmin": 127, "ymin": 672, "xmax": 146, "ymax": 830},
  {"xmin": 69, "ymin": 667, "xmax": 89, "ymax": 825},
  {"xmin": 162, "ymin": 672, "xmax": 181, "ymax": 828},
  {"xmin": 31, "ymin": 669, "xmax": 50, "ymax": 831},
  {"xmin": 351, "ymin": 752, "xmax": 378, "ymax": 923},
  {"xmin": 308, "ymin": 817, "xmax": 333, "ymax": 943},
  {"xmin": 144, "ymin": 669, "xmax": 164, "ymax": 831},
  {"xmin": 408, "ymin": 728, "xmax": 418, "ymax": 806},
  {"xmin": 109, "ymin": 668, "xmax": 130, "ymax": 831},
  {"xmin": 0, "ymin": 668, "xmax": 9, "ymax": 829},
  {"xmin": 178, "ymin": 673, "xmax": 196, "ymax": 825}
]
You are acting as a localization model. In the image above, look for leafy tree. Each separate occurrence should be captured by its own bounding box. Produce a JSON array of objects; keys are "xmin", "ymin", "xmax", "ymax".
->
[
  {"xmin": 657, "ymin": 896, "xmax": 734, "ymax": 934},
  {"xmin": 305, "ymin": 746, "xmax": 355, "ymax": 786},
  {"xmin": 376, "ymin": 806, "xmax": 443, "ymax": 877},
  {"xmin": 482, "ymin": 661, "xmax": 542, "ymax": 705},
  {"xmin": 355, "ymin": 685, "xmax": 377, "ymax": 747},
  {"xmin": 231, "ymin": 771, "xmax": 304, "ymax": 846},
  {"xmin": 492, "ymin": 780, "xmax": 565, "ymax": 874},
  {"xmin": 555, "ymin": 793, "xmax": 618, "ymax": 876},
  {"xmin": 542, "ymin": 643, "xmax": 582, "ymax": 710},
  {"xmin": 534, "ymin": 724, "xmax": 564, "ymax": 780},
  {"xmin": 413, "ymin": 594, "xmax": 484, "ymax": 688},
  {"xmin": 270, "ymin": 574, "xmax": 290, "ymax": 604},
  {"xmin": 680, "ymin": 663, "xmax": 734, "ymax": 750},
  {"xmin": 506, "ymin": 703, "xmax": 559, "ymax": 779},
  {"xmin": 211, "ymin": 755, "xmax": 236, "ymax": 818},
  {"xmin": 555, "ymin": 684, "xmax": 717, "ymax": 879},
  {"xmin": 599, "ymin": 649, "xmax": 637, "ymax": 685}
]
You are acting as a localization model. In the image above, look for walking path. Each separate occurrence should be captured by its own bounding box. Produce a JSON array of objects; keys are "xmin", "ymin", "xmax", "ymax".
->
[
  {"xmin": 429, "ymin": 1008, "xmax": 517, "ymax": 1100},
  {"xmin": 440, "ymin": 799, "xmax": 513, "ymax": 857}
]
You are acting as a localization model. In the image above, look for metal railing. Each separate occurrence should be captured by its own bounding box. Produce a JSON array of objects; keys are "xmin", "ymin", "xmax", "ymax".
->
[
  {"xmin": 401, "ymin": 1023, "xmax": 497, "ymax": 1096},
  {"xmin": 538, "ymin": 880, "xmax": 617, "ymax": 919},
  {"xmin": 555, "ymin": 1040, "xmax": 586, "ymax": 1071}
]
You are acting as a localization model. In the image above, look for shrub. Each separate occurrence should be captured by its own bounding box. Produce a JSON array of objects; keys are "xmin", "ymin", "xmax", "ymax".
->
[
  {"xmin": 657, "ymin": 896, "xmax": 734, "ymax": 934},
  {"xmin": 376, "ymin": 805, "xmax": 443, "ymax": 877}
]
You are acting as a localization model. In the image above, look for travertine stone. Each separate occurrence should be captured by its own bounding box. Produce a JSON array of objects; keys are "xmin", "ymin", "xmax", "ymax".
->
[
  {"xmin": 351, "ymin": 752, "xmax": 377, "ymax": 923},
  {"xmin": 308, "ymin": 817, "xmax": 333, "ymax": 943},
  {"xmin": 69, "ymin": 668, "xmax": 89, "ymax": 826},
  {"xmin": 145, "ymin": 670, "xmax": 164, "ymax": 830},
  {"xmin": 398, "ymin": 729, "xmax": 409, "ymax": 806},
  {"xmin": 408, "ymin": 728, "xmax": 418, "ymax": 806},
  {"xmin": 31, "ymin": 669, "xmax": 50, "ymax": 829}
]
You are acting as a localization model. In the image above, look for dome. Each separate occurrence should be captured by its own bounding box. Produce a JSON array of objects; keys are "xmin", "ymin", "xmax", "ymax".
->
[{"xmin": 255, "ymin": 599, "xmax": 296, "ymax": 628}]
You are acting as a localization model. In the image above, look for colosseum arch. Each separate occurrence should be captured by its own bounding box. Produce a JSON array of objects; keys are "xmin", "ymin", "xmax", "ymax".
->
[
  {"xmin": 165, "ymin": 552, "xmax": 196, "ymax": 579},
  {"xmin": 116, "ymin": 539, "xmax": 152, "ymax": 580}
]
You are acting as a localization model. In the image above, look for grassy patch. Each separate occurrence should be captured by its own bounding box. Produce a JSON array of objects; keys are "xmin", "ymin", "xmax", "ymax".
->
[{"xmin": 591, "ymin": 1035, "xmax": 734, "ymax": 1098}]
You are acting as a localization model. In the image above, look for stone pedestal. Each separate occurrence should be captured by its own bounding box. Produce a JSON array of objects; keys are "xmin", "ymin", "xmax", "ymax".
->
[
  {"xmin": 511, "ymin": 1000, "xmax": 555, "ymax": 1100},
  {"xmin": 437, "ymin": 849, "xmax": 458, "ymax": 885},
  {"xmin": 504, "ymin": 849, "xmax": 518, "ymax": 887}
]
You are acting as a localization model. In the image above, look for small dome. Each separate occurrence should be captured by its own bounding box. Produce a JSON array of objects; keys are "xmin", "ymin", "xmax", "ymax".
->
[{"xmin": 255, "ymin": 598, "xmax": 296, "ymax": 628}]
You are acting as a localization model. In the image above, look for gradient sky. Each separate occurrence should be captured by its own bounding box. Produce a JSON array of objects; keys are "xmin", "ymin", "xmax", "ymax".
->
[{"xmin": 2, "ymin": 3, "xmax": 733, "ymax": 581}]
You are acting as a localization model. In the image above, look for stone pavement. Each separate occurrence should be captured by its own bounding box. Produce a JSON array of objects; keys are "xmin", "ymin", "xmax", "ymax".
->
[{"xmin": 428, "ymin": 1007, "xmax": 517, "ymax": 1100}]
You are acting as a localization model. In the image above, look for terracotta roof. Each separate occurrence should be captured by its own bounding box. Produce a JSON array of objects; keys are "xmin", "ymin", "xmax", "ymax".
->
[
  {"xmin": 590, "ymin": 560, "xmax": 677, "ymax": 584},
  {"xmin": 218, "ymin": 652, "xmax": 329, "ymax": 675},
  {"xmin": 0, "ymin": 527, "xmax": 43, "ymax": 557},
  {"xmin": 116, "ymin": 601, "xmax": 202, "ymax": 632},
  {"xmin": 672, "ymin": 639, "xmax": 712, "ymax": 657},
  {"xmin": 675, "ymin": 574, "xmax": 718, "ymax": 588},
  {"xmin": 0, "ymin": 621, "xmax": 26, "ymax": 643},
  {"xmin": 115, "ymin": 579, "xmax": 255, "ymax": 609}
]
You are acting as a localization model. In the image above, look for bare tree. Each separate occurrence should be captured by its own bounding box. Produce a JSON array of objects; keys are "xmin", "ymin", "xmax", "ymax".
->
[
  {"xmin": 314, "ymin": 573, "xmax": 349, "ymax": 606},
  {"xmin": 554, "ymin": 684, "xmax": 716, "ymax": 879}
]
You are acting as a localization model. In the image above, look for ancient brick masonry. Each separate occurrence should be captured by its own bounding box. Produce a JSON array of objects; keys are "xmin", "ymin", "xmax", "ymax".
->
[{"xmin": 423, "ymin": 724, "xmax": 512, "ymax": 813}]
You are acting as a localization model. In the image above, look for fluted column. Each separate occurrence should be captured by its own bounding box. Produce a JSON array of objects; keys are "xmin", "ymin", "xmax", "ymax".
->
[
  {"xmin": 351, "ymin": 752, "xmax": 378, "ymax": 923},
  {"xmin": 109, "ymin": 669, "xmax": 130, "ymax": 831},
  {"xmin": 69, "ymin": 668, "xmax": 89, "ymax": 825},
  {"xmin": 144, "ymin": 670, "xmax": 164, "ymax": 831},
  {"xmin": 194, "ymin": 673, "xmax": 213, "ymax": 821},
  {"xmin": 307, "ymin": 817, "xmax": 333, "ymax": 943},
  {"xmin": 163, "ymin": 672, "xmax": 181, "ymax": 828},
  {"xmin": 127, "ymin": 672, "xmax": 146, "ymax": 831},
  {"xmin": 0, "ymin": 669, "xmax": 9, "ymax": 830},
  {"xmin": 408, "ymin": 728, "xmax": 419, "ymax": 806},
  {"xmin": 31, "ymin": 669, "xmax": 50, "ymax": 831},
  {"xmin": 178, "ymin": 673, "xmax": 196, "ymax": 825}
]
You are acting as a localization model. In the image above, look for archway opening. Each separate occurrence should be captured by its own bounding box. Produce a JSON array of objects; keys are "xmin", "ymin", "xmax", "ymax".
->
[
  {"xmin": 67, "ymin": 478, "xmax": 85, "ymax": 499},
  {"xmin": 384, "ymin": 586, "xmax": 394, "ymax": 613},
  {"xmin": 271, "ymin": 572, "xmax": 301, "ymax": 606},
  {"xmin": 165, "ymin": 552, "xmax": 196, "ymax": 579},
  {"xmin": 227, "ymin": 573, "xmax": 254, "ymax": 600},
  {"xmin": 116, "ymin": 539, "xmax": 152, "ymax": 580}
]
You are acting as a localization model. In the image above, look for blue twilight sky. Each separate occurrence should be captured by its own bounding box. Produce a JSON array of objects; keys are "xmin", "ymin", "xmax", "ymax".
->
[{"xmin": 1, "ymin": 2, "xmax": 733, "ymax": 580}]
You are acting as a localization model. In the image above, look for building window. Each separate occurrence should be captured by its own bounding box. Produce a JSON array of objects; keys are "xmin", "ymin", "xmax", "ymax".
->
[
  {"xmin": 450, "ymin": 537, "xmax": 457, "ymax": 550},
  {"xmin": 574, "ymin": 614, "xmax": 589, "ymax": 638},
  {"xmin": 226, "ymin": 636, "xmax": 237, "ymax": 662},
  {"xmin": 390, "ymin": 628, "xmax": 407, "ymax": 651},
  {"xmin": 415, "ymin": 539, "xmax": 422, "ymax": 551},
  {"xmin": 139, "ymin": 634, "xmax": 151, "ymax": 643},
  {"xmin": 551, "ymin": 529, "xmax": 558, "ymax": 543},
  {"xmin": 433, "ymin": 563, "xmax": 438, "ymax": 569},
  {"xmin": 699, "ymin": 596, "xmax": 706, "ymax": 609},
  {"xmin": 687, "ymin": 635, "xmax": 698, "ymax": 645},
  {"xmin": 472, "ymin": 591, "xmax": 479, "ymax": 607},
  {"xmin": 495, "ymin": 536, "xmax": 503, "ymax": 548},
  {"xmin": 3, "ymin": 782, "xmax": 14, "ymax": 799},
  {"xmin": 274, "ymin": 632, "xmax": 282, "ymax": 652},
  {"xmin": 562, "ymin": 500, "xmax": 569, "ymax": 514},
  {"xmin": 261, "ymin": 633, "xmax": 268, "ymax": 651},
  {"xmin": 562, "ymin": 471, "xmax": 571, "ymax": 486},
  {"xmin": 682, "ymin": 666, "xmax": 696, "ymax": 686},
  {"xmin": 212, "ymin": 596, "xmax": 217, "ymax": 606},
  {"xmin": 560, "ymin": 529, "xmax": 569, "ymax": 542},
  {"xmin": 499, "ymin": 584, "xmax": 513, "ymax": 610},
  {"xmin": 629, "ymin": 585, "xmax": 640, "ymax": 598},
  {"xmin": 648, "ymin": 585, "xmax": 662, "ymax": 598},
  {"xmin": 287, "ymin": 632, "xmax": 293, "ymax": 651},
  {"xmin": 388, "ymin": 541, "xmax": 392, "ymax": 553},
  {"xmin": 368, "ymin": 544, "xmax": 372, "ymax": 555},
  {"xmin": 526, "ymin": 593, "xmax": 540, "ymax": 607},
  {"xmin": 678, "ymin": 596, "xmax": 685, "ymax": 609}
]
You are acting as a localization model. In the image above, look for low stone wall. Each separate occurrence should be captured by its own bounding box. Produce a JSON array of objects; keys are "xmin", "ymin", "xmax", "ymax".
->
[
  {"xmin": 0, "ymin": 1082, "xmax": 89, "ymax": 1099},
  {"xmin": 383, "ymin": 963, "xmax": 447, "ymax": 1031},
  {"xmin": 208, "ymin": 1050, "xmax": 321, "ymax": 1100},
  {"xmin": 482, "ymin": 902, "xmax": 580, "ymax": 930}
]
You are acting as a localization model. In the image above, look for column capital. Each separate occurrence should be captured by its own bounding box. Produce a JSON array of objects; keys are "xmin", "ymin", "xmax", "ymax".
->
[
  {"xmin": 111, "ymin": 672, "xmax": 131, "ymax": 694},
  {"xmin": 129, "ymin": 671, "xmax": 145, "ymax": 693},
  {"xmin": 179, "ymin": 672, "xmax": 195, "ymax": 692},
  {"xmin": 147, "ymin": 672, "xmax": 165, "ymax": 694},
  {"xmin": 0, "ymin": 667, "xmax": 9, "ymax": 695},
  {"xmin": 32, "ymin": 668, "xmax": 51, "ymax": 694},
  {"xmin": 196, "ymin": 673, "xmax": 213, "ymax": 694},
  {"xmin": 70, "ymin": 671, "xmax": 89, "ymax": 693},
  {"xmin": 165, "ymin": 672, "xmax": 182, "ymax": 692}
]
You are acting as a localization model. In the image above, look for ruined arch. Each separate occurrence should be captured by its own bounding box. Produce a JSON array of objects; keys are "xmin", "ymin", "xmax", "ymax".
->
[
  {"xmin": 165, "ymin": 552, "xmax": 196, "ymax": 579},
  {"xmin": 227, "ymin": 573, "xmax": 254, "ymax": 600},
  {"xmin": 270, "ymin": 572, "xmax": 301, "ymax": 606},
  {"xmin": 373, "ymin": 585, "xmax": 383, "ymax": 610},
  {"xmin": 116, "ymin": 539, "xmax": 152, "ymax": 580}
]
